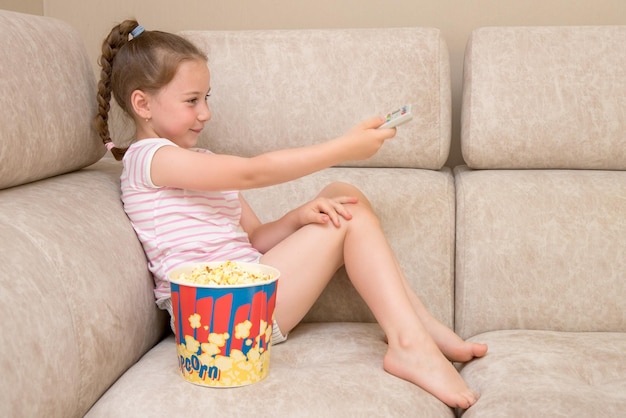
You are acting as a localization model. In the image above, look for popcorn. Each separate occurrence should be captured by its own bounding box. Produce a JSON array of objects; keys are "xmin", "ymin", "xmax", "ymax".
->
[{"xmin": 175, "ymin": 261, "xmax": 273, "ymax": 286}]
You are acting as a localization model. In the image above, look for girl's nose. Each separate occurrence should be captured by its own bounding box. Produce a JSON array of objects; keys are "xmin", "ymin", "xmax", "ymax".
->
[{"xmin": 199, "ymin": 102, "xmax": 211, "ymax": 122}]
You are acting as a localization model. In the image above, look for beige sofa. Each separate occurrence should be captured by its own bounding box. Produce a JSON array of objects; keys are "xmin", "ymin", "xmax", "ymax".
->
[
  {"xmin": 0, "ymin": 9, "xmax": 624, "ymax": 417},
  {"xmin": 455, "ymin": 26, "xmax": 626, "ymax": 417}
]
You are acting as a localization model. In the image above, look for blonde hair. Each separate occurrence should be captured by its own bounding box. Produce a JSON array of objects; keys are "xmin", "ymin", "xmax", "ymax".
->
[{"xmin": 94, "ymin": 19, "xmax": 207, "ymax": 160}]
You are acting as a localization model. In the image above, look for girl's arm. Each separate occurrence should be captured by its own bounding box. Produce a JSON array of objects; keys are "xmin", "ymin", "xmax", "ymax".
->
[
  {"xmin": 150, "ymin": 117, "xmax": 393, "ymax": 192},
  {"xmin": 238, "ymin": 195, "xmax": 297, "ymax": 254},
  {"xmin": 239, "ymin": 194, "xmax": 358, "ymax": 254}
]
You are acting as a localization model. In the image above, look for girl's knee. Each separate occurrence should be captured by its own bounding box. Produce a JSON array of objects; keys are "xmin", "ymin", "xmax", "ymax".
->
[
  {"xmin": 319, "ymin": 182, "xmax": 378, "ymax": 223},
  {"xmin": 320, "ymin": 181, "xmax": 369, "ymax": 202}
]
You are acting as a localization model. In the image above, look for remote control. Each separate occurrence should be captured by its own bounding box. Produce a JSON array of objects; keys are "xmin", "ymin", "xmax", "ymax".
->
[{"xmin": 379, "ymin": 104, "xmax": 413, "ymax": 129}]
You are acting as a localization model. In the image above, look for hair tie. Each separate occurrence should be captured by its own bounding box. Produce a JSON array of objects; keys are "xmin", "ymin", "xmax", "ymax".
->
[
  {"xmin": 105, "ymin": 142, "xmax": 115, "ymax": 151},
  {"xmin": 131, "ymin": 25, "xmax": 145, "ymax": 39}
]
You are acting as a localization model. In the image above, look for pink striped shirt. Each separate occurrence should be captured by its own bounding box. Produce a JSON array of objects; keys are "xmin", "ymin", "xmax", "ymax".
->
[{"xmin": 120, "ymin": 138, "xmax": 261, "ymax": 305}]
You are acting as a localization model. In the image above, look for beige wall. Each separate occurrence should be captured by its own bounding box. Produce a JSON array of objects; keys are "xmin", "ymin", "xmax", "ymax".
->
[
  {"xmin": 0, "ymin": 0, "xmax": 42, "ymax": 15},
  {"xmin": 4, "ymin": 0, "xmax": 626, "ymax": 166}
]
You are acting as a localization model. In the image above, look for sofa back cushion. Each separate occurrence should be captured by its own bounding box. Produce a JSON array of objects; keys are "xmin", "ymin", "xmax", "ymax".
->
[
  {"xmin": 461, "ymin": 26, "xmax": 626, "ymax": 169},
  {"xmin": 110, "ymin": 28, "xmax": 451, "ymax": 170},
  {"xmin": 0, "ymin": 10, "xmax": 104, "ymax": 190},
  {"xmin": 455, "ymin": 166, "xmax": 626, "ymax": 338}
]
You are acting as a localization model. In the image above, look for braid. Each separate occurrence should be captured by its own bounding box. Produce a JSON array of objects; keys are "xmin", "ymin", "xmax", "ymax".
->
[{"xmin": 94, "ymin": 20, "xmax": 138, "ymax": 161}]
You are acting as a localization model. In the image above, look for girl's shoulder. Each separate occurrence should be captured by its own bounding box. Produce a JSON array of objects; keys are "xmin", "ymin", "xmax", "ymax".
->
[
  {"xmin": 128, "ymin": 138, "xmax": 212, "ymax": 155},
  {"xmin": 128, "ymin": 137, "xmax": 177, "ymax": 151},
  {"xmin": 125, "ymin": 138, "xmax": 180, "ymax": 164}
]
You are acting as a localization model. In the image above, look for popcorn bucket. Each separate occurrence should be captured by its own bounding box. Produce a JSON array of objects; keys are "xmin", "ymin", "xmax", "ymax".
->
[{"xmin": 169, "ymin": 262, "xmax": 280, "ymax": 387}]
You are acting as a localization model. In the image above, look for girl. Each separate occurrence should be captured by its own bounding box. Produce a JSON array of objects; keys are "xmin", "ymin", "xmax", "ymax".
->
[{"xmin": 95, "ymin": 20, "xmax": 487, "ymax": 409}]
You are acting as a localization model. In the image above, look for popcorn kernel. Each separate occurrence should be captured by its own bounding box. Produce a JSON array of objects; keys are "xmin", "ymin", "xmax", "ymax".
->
[{"xmin": 175, "ymin": 261, "xmax": 273, "ymax": 286}]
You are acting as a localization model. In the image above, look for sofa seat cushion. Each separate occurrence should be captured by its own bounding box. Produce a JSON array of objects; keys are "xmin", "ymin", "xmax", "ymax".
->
[
  {"xmin": 86, "ymin": 323, "xmax": 455, "ymax": 417},
  {"xmin": 459, "ymin": 330, "xmax": 626, "ymax": 417}
]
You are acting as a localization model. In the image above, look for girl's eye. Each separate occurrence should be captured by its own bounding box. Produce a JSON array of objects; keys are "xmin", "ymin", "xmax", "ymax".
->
[{"xmin": 205, "ymin": 93, "xmax": 211, "ymax": 101}]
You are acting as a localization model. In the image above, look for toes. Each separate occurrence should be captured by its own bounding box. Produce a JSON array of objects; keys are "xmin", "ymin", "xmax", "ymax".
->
[
  {"xmin": 456, "ymin": 391, "xmax": 479, "ymax": 409},
  {"xmin": 472, "ymin": 343, "xmax": 488, "ymax": 358}
]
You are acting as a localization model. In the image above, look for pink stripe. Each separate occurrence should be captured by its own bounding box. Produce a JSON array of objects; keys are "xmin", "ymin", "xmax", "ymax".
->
[
  {"xmin": 125, "ymin": 187, "xmax": 235, "ymax": 200},
  {"xmin": 159, "ymin": 193, "xmax": 230, "ymax": 202},
  {"xmin": 156, "ymin": 215, "xmax": 236, "ymax": 231},
  {"xmin": 145, "ymin": 245, "xmax": 163, "ymax": 257},
  {"xmin": 160, "ymin": 229, "xmax": 233, "ymax": 245},
  {"xmin": 155, "ymin": 214, "xmax": 231, "ymax": 228},
  {"xmin": 156, "ymin": 201, "xmax": 238, "ymax": 212},
  {"xmin": 166, "ymin": 254, "xmax": 214, "ymax": 271},
  {"xmin": 145, "ymin": 236, "xmax": 252, "ymax": 259},
  {"xmin": 125, "ymin": 202, "xmax": 238, "ymax": 218}
]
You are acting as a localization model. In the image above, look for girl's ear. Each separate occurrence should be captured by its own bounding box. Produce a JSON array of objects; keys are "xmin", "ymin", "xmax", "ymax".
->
[{"xmin": 130, "ymin": 89, "xmax": 151, "ymax": 120}]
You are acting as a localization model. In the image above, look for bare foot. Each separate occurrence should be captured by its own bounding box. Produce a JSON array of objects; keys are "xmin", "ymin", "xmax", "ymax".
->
[
  {"xmin": 441, "ymin": 339, "xmax": 488, "ymax": 363},
  {"xmin": 418, "ymin": 316, "xmax": 488, "ymax": 362},
  {"xmin": 381, "ymin": 333, "xmax": 488, "ymax": 363},
  {"xmin": 385, "ymin": 323, "xmax": 488, "ymax": 363},
  {"xmin": 383, "ymin": 335, "xmax": 480, "ymax": 409}
]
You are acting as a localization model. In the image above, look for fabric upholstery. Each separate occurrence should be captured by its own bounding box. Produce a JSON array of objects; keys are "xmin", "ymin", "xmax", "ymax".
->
[
  {"xmin": 454, "ymin": 166, "xmax": 626, "ymax": 339},
  {"xmin": 87, "ymin": 325, "xmax": 455, "ymax": 417},
  {"xmin": 191, "ymin": 28, "xmax": 451, "ymax": 170},
  {"xmin": 0, "ymin": 10, "xmax": 104, "ymax": 190},
  {"xmin": 461, "ymin": 26, "xmax": 626, "ymax": 170},
  {"xmin": 460, "ymin": 330, "xmax": 626, "ymax": 417}
]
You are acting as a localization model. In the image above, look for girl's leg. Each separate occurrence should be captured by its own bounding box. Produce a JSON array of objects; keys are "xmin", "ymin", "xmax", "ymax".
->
[{"xmin": 261, "ymin": 182, "xmax": 481, "ymax": 409}]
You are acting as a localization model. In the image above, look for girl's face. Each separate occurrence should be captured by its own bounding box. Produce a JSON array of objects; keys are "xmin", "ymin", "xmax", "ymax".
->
[{"xmin": 144, "ymin": 59, "xmax": 211, "ymax": 148}]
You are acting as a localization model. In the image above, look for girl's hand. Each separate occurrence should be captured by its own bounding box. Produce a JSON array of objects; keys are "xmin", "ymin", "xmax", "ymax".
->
[
  {"xmin": 339, "ymin": 116, "xmax": 397, "ymax": 161},
  {"xmin": 296, "ymin": 195, "xmax": 359, "ymax": 228},
  {"xmin": 244, "ymin": 195, "xmax": 358, "ymax": 253}
]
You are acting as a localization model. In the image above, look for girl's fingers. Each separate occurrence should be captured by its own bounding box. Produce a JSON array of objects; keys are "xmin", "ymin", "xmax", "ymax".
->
[{"xmin": 320, "ymin": 197, "xmax": 356, "ymax": 227}]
